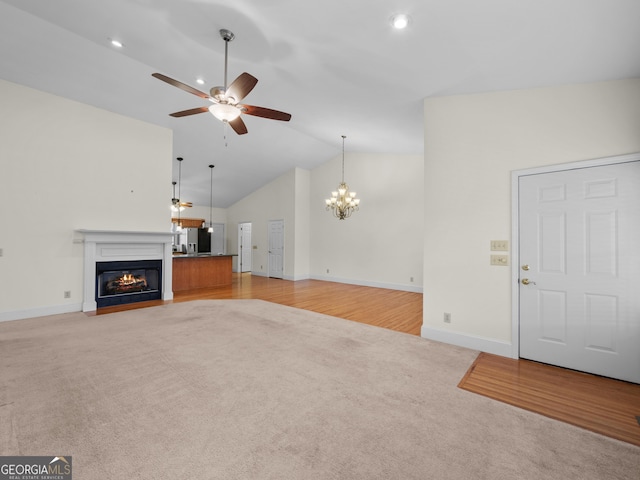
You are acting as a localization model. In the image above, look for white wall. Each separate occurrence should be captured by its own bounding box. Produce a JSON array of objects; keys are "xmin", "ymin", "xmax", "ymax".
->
[
  {"xmin": 226, "ymin": 168, "xmax": 300, "ymax": 278},
  {"xmin": 0, "ymin": 79, "xmax": 173, "ymax": 320},
  {"xmin": 310, "ymin": 152, "xmax": 424, "ymax": 291},
  {"xmin": 293, "ymin": 168, "xmax": 311, "ymax": 280},
  {"xmin": 422, "ymin": 78, "xmax": 640, "ymax": 354}
]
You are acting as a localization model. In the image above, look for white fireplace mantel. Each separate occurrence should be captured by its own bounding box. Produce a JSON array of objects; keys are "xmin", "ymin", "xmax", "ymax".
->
[{"xmin": 76, "ymin": 229, "xmax": 174, "ymax": 312}]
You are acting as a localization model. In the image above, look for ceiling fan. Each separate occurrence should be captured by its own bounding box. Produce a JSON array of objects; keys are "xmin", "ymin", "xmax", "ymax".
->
[
  {"xmin": 171, "ymin": 181, "xmax": 192, "ymax": 211},
  {"xmin": 152, "ymin": 29, "xmax": 291, "ymax": 135},
  {"xmin": 171, "ymin": 157, "xmax": 191, "ymax": 212}
]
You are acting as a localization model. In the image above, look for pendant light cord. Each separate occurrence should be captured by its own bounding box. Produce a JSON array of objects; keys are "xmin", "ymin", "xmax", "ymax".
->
[
  {"xmin": 177, "ymin": 157, "xmax": 183, "ymax": 225},
  {"xmin": 209, "ymin": 165, "xmax": 214, "ymax": 227},
  {"xmin": 341, "ymin": 135, "xmax": 346, "ymax": 182}
]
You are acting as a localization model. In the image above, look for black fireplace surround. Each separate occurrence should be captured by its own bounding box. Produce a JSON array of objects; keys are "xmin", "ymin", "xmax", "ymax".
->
[{"xmin": 96, "ymin": 260, "xmax": 162, "ymax": 308}]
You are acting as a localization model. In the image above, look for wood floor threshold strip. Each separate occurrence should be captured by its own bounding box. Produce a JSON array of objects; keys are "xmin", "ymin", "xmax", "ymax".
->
[{"xmin": 458, "ymin": 352, "xmax": 640, "ymax": 447}]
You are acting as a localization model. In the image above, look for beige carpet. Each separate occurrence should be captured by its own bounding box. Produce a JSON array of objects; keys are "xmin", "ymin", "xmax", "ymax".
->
[{"xmin": 1, "ymin": 300, "xmax": 638, "ymax": 480}]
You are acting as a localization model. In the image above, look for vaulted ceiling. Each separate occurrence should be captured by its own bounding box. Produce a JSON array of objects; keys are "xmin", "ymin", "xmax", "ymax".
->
[{"xmin": 1, "ymin": 0, "xmax": 639, "ymax": 207}]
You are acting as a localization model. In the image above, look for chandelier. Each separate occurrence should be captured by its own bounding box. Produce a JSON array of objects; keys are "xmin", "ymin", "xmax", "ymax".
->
[{"xmin": 325, "ymin": 135, "xmax": 360, "ymax": 220}]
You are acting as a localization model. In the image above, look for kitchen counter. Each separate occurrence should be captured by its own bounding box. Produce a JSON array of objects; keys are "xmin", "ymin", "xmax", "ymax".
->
[
  {"xmin": 172, "ymin": 254, "xmax": 235, "ymax": 291},
  {"xmin": 173, "ymin": 253, "xmax": 236, "ymax": 259}
]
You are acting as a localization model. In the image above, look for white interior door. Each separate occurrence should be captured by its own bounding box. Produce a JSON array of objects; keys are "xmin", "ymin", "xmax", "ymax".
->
[
  {"xmin": 268, "ymin": 220, "xmax": 284, "ymax": 279},
  {"xmin": 238, "ymin": 222, "xmax": 252, "ymax": 273},
  {"xmin": 518, "ymin": 160, "xmax": 640, "ymax": 383}
]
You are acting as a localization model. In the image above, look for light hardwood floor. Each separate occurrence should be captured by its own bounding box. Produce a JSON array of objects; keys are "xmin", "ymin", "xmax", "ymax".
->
[
  {"xmin": 97, "ymin": 273, "xmax": 640, "ymax": 446},
  {"xmin": 459, "ymin": 352, "xmax": 640, "ymax": 446},
  {"xmin": 97, "ymin": 273, "xmax": 423, "ymax": 335},
  {"xmin": 172, "ymin": 273, "xmax": 424, "ymax": 336}
]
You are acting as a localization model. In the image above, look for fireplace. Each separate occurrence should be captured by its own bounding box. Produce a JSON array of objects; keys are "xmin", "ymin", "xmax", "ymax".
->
[
  {"xmin": 96, "ymin": 260, "xmax": 162, "ymax": 308},
  {"xmin": 77, "ymin": 230, "xmax": 174, "ymax": 312}
]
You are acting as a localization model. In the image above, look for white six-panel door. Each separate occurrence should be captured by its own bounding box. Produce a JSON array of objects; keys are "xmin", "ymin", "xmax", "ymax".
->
[
  {"xmin": 268, "ymin": 220, "xmax": 284, "ymax": 279},
  {"xmin": 238, "ymin": 222, "xmax": 252, "ymax": 273},
  {"xmin": 518, "ymin": 161, "xmax": 640, "ymax": 383}
]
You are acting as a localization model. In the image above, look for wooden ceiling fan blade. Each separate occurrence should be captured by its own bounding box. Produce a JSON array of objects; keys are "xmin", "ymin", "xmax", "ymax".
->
[
  {"xmin": 241, "ymin": 104, "xmax": 291, "ymax": 121},
  {"xmin": 226, "ymin": 72, "xmax": 258, "ymax": 103},
  {"xmin": 152, "ymin": 73, "xmax": 210, "ymax": 99},
  {"xmin": 229, "ymin": 116, "xmax": 248, "ymax": 135},
  {"xmin": 169, "ymin": 107, "xmax": 210, "ymax": 118}
]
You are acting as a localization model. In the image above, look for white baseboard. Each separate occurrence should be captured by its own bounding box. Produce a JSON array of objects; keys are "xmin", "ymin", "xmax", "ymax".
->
[
  {"xmin": 284, "ymin": 274, "xmax": 311, "ymax": 281},
  {"xmin": 241, "ymin": 272, "xmax": 422, "ymax": 293},
  {"xmin": 250, "ymin": 273, "xmax": 311, "ymax": 281},
  {"xmin": 309, "ymin": 274, "xmax": 423, "ymax": 293},
  {"xmin": 421, "ymin": 325, "xmax": 512, "ymax": 357},
  {"xmin": 0, "ymin": 303, "xmax": 83, "ymax": 323}
]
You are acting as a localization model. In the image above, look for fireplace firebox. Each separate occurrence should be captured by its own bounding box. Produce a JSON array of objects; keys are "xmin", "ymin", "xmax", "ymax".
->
[{"xmin": 96, "ymin": 260, "xmax": 162, "ymax": 308}]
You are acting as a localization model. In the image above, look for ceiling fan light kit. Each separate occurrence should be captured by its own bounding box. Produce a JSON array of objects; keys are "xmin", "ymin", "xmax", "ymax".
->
[
  {"xmin": 209, "ymin": 103, "xmax": 241, "ymax": 122},
  {"xmin": 152, "ymin": 28, "xmax": 291, "ymax": 136}
]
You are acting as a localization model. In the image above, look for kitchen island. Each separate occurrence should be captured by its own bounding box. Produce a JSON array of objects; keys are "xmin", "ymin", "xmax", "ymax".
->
[{"xmin": 172, "ymin": 254, "xmax": 235, "ymax": 292}]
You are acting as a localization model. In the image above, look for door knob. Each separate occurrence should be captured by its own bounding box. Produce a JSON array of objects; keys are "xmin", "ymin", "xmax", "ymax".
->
[
  {"xmin": 521, "ymin": 278, "xmax": 536, "ymax": 285},
  {"xmin": 521, "ymin": 264, "xmax": 530, "ymax": 271}
]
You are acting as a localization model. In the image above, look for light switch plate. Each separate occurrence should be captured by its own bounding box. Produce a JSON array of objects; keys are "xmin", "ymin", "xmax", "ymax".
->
[
  {"xmin": 490, "ymin": 240, "xmax": 509, "ymax": 251},
  {"xmin": 490, "ymin": 254, "xmax": 509, "ymax": 266}
]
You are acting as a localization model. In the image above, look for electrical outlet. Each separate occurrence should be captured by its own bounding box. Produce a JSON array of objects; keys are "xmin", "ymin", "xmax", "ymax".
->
[
  {"xmin": 410, "ymin": 276, "xmax": 414, "ymax": 282},
  {"xmin": 444, "ymin": 313, "xmax": 451, "ymax": 323},
  {"xmin": 326, "ymin": 268, "xmax": 330, "ymax": 274},
  {"xmin": 490, "ymin": 254, "xmax": 509, "ymax": 266},
  {"xmin": 490, "ymin": 240, "xmax": 509, "ymax": 251},
  {"xmin": 64, "ymin": 291, "xmax": 71, "ymax": 299},
  {"xmin": 0, "ymin": 248, "xmax": 3, "ymax": 257}
]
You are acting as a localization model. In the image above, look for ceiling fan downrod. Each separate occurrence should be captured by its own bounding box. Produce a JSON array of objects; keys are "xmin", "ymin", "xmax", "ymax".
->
[{"xmin": 219, "ymin": 29, "xmax": 235, "ymax": 94}]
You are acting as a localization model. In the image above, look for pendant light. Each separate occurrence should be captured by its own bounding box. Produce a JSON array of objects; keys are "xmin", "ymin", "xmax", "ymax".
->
[
  {"xmin": 176, "ymin": 157, "xmax": 184, "ymax": 231},
  {"xmin": 208, "ymin": 164, "xmax": 215, "ymax": 233}
]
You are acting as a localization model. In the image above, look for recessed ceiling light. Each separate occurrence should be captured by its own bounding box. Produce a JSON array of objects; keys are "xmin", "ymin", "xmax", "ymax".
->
[
  {"xmin": 196, "ymin": 78, "xmax": 205, "ymax": 85},
  {"xmin": 391, "ymin": 14, "xmax": 410, "ymax": 30},
  {"xmin": 109, "ymin": 39, "xmax": 124, "ymax": 48}
]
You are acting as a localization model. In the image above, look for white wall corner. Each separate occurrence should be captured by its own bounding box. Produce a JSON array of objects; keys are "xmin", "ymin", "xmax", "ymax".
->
[
  {"xmin": 421, "ymin": 325, "xmax": 512, "ymax": 357},
  {"xmin": 284, "ymin": 274, "xmax": 311, "ymax": 281}
]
